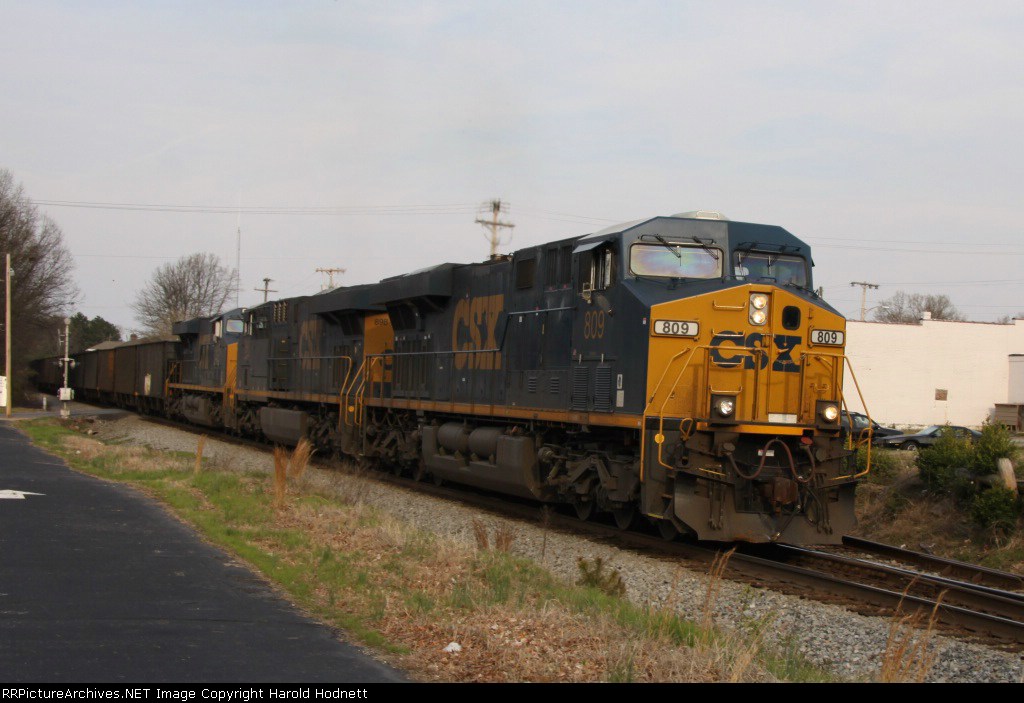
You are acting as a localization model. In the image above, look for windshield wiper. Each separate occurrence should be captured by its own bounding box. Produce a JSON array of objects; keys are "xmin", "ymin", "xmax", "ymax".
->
[
  {"xmin": 691, "ymin": 236, "xmax": 720, "ymax": 261},
  {"xmin": 654, "ymin": 234, "xmax": 681, "ymax": 261}
]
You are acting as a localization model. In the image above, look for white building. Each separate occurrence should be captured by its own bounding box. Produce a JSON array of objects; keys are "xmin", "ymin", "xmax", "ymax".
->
[{"xmin": 841, "ymin": 316, "xmax": 1024, "ymax": 428}]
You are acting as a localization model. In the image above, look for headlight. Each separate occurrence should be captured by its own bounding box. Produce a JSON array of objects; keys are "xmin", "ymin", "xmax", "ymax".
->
[
  {"xmin": 711, "ymin": 394, "xmax": 737, "ymax": 420},
  {"xmin": 749, "ymin": 293, "xmax": 769, "ymax": 325},
  {"xmin": 820, "ymin": 404, "xmax": 839, "ymax": 422}
]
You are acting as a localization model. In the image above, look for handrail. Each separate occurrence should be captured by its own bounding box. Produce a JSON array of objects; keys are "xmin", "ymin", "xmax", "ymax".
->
[
  {"xmin": 642, "ymin": 344, "xmax": 764, "ymax": 479},
  {"xmin": 641, "ymin": 345, "xmax": 874, "ymax": 483},
  {"xmin": 801, "ymin": 352, "xmax": 873, "ymax": 480}
]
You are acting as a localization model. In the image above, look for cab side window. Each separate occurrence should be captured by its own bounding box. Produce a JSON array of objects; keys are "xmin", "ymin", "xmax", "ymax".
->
[{"xmin": 581, "ymin": 246, "xmax": 616, "ymax": 293}]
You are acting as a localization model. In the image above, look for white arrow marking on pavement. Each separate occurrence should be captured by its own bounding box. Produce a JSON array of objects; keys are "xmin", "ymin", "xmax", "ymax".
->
[{"xmin": 0, "ymin": 490, "xmax": 45, "ymax": 499}]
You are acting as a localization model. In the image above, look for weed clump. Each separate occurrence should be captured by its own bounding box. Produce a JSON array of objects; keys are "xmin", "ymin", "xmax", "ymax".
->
[{"xmin": 576, "ymin": 557, "xmax": 626, "ymax": 597}]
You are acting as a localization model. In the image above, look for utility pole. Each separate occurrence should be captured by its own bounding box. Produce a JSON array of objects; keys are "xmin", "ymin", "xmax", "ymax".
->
[
  {"xmin": 60, "ymin": 316, "xmax": 71, "ymax": 419},
  {"xmin": 315, "ymin": 267, "xmax": 346, "ymax": 291},
  {"xmin": 4, "ymin": 253, "xmax": 10, "ymax": 418},
  {"xmin": 850, "ymin": 281, "xmax": 879, "ymax": 321},
  {"xmin": 236, "ymin": 216, "xmax": 242, "ymax": 308},
  {"xmin": 254, "ymin": 278, "xmax": 278, "ymax": 303},
  {"xmin": 475, "ymin": 199, "xmax": 515, "ymax": 258}
]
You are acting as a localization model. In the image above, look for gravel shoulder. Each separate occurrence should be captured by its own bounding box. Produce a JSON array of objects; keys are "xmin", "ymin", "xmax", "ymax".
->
[{"xmin": 87, "ymin": 414, "xmax": 1024, "ymax": 683}]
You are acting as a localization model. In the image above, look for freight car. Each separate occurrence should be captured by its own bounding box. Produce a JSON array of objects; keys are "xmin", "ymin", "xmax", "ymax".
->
[{"xmin": 37, "ymin": 210, "xmax": 873, "ymax": 544}]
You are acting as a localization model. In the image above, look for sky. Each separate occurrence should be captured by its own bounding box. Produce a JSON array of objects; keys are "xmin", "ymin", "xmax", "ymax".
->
[{"xmin": 1, "ymin": 1, "xmax": 1022, "ymax": 332}]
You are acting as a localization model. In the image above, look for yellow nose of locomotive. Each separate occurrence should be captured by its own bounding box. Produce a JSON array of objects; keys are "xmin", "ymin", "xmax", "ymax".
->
[
  {"xmin": 645, "ymin": 284, "xmax": 847, "ymax": 430},
  {"xmin": 642, "ymin": 285, "xmax": 858, "ymax": 544}
]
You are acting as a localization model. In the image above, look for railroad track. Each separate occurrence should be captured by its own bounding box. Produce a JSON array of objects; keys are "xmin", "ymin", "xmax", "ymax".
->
[
  {"xmin": 839, "ymin": 535, "xmax": 1024, "ymax": 591},
  {"xmin": 90, "ymin": 411, "xmax": 1024, "ymax": 649},
  {"xmin": 741, "ymin": 542, "xmax": 1024, "ymax": 647}
]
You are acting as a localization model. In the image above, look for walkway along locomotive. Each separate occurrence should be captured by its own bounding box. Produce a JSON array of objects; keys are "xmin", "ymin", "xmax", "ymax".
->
[{"xmin": 40, "ymin": 211, "xmax": 873, "ymax": 544}]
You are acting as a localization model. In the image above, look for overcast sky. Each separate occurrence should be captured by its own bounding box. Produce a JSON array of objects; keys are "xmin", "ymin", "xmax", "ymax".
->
[{"xmin": 2, "ymin": 1, "xmax": 1022, "ymax": 332}]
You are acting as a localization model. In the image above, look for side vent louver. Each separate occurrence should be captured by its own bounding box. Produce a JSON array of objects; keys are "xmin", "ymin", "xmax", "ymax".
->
[
  {"xmin": 571, "ymin": 367, "xmax": 589, "ymax": 410},
  {"xmin": 593, "ymin": 367, "xmax": 612, "ymax": 412}
]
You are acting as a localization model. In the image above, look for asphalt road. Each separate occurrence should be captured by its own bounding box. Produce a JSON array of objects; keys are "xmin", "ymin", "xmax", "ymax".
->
[{"xmin": 0, "ymin": 421, "xmax": 406, "ymax": 683}]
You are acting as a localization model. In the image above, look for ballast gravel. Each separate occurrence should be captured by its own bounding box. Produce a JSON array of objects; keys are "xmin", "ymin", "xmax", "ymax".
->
[{"xmin": 88, "ymin": 414, "xmax": 1024, "ymax": 683}]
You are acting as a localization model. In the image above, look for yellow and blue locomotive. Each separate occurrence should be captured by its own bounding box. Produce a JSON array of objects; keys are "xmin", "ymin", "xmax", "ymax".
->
[{"xmin": 42, "ymin": 210, "xmax": 870, "ymax": 544}]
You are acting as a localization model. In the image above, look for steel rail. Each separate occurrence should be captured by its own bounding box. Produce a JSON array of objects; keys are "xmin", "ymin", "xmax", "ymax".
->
[
  {"xmin": 765, "ymin": 543, "xmax": 1024, "ymax": 625},
  {"xmin": 841, "ymin": 535, "xmax": 1024, "ymax": 591}
]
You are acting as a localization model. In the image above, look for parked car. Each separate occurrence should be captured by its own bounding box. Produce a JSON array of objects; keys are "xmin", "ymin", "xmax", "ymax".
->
[
  {"xmin": 872, "ymin": 425, "xmax": 982, "ymax": 451},
  {"xmin": 840, "ymin": 411, "xmax": 901, "ymax": 441}
]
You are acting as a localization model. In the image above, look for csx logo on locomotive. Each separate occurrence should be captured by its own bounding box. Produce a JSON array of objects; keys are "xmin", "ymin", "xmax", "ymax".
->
[
  {"xmin": 451, "ymin": 294, "xmax": 504, "ymax": 370},
  {"xmin": 710, "ymin": 331, "xmax": 802, "ymax": 372}
]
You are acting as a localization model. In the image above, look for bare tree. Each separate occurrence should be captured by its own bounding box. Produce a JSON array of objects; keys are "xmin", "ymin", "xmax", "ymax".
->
[
  {"xmin": 132, "ymin": 252, "xmax": 238, "ymax": 336},
  {"xmin": 0, "ymin": 169, "xmax": 79, "ymax": 399},
  {"xmin": 872, "ymin": 291, "xmax": 966, "ymax": 324}
]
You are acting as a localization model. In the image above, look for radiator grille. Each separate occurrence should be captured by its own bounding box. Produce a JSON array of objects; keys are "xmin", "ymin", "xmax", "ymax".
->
[
  {"xmin": 593, "ymin": 366, "xmax": 612, "ymax": 412},
  {"xmin": 571, "ymin": 367, "xmax": 589, "ymax": 410}
]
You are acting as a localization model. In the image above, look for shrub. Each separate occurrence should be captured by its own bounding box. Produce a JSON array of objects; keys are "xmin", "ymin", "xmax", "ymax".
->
[
  {"xmin": 857, "ymin": 446, "xmax": 899, "ymax": 483},
  {"xmin": 916, "ymin": 427, "xmax": 975, "ymax": 496},
  {"xmin": 971, "ymin": 422, "xmax": 1019, "ymax": 477},
  {"xmin": 969, "ymin": 487, "xmax": 1019, "ymax": 536}
]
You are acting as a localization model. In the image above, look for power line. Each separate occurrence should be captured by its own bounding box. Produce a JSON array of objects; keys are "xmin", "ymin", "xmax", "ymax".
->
[
  {"xmin": 811, "ymin": 242, "xmax": 1024, "ymax": 255},
  {"xmin": 31, "ymin": 199, "xmax": 480, "ymax": 216}
]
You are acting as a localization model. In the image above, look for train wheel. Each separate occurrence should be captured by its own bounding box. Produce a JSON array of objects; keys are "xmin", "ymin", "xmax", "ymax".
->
[
  {"xmin": 612, "ymin": 505, "xmax": 636, "ymax": 530},
  {"xmin": 572, "ymin": 497, "xmax": 595, "ymax": 522},
  {"xmin": 657, "ymin": 519, "xmax": 680, "ymax": 541}
]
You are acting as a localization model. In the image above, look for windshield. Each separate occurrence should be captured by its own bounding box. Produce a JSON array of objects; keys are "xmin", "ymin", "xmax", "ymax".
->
[
  {"xmin": 225, "ymin": 319, "xmax": 245, "ymax": 334},
  {"xmin": 734, "ymin": 251, "xmax": 807, "ymax": 287},
  {"xmin": 630, "ymin": 243, "xmax": 722, "ymax": 279}
]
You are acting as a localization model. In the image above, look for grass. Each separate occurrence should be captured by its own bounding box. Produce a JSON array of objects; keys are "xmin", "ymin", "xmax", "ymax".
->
[{"xmin": 22, "ymin": 418, "xmax": 841, "ymax": 682}]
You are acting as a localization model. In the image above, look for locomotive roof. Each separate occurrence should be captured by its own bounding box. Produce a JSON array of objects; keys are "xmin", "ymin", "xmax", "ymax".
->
[
  {"xmin": 581, "ymin": 212, "xmax": 802, "ymax": 248},
  {"xmin": 373, "ymin": 262, "xmax": 459, "ymax": 304},
  {"xmin": 575, "ymin": 213, "xmax": 810, "ymax": 256},
  {"xmin": 85, "ymin": 335, "xmax": 178, "ymax": 352},
  {"xmin": 309, "ymin": 283, "xmax": 386, "ymax": 316}
]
